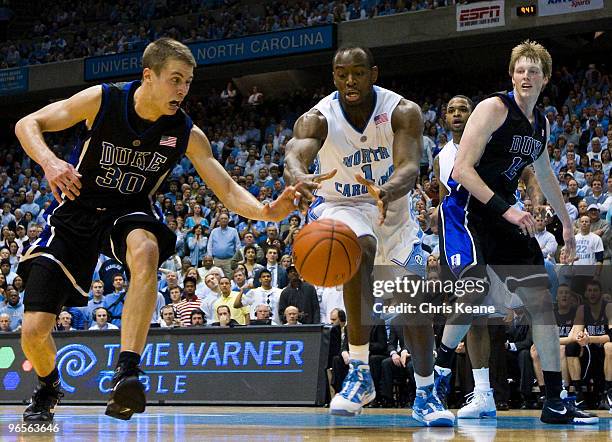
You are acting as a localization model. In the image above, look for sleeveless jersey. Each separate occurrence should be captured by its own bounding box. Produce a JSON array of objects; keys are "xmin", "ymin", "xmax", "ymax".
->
[
  {"xmin": 312, "ymin": 85, "xmax": 402, "ymax": 203},
  {"xmin": 555, "ymin": 307, "xmax": 576, "ymax": 338},
  {"xmin": 468, "ymin": 91, "xmax": 547, "ymax": 216},
  {"xmin": 584, "ymin": 301, "xmax": 609, "ymax": 336},
  {"xmin": 62, "ymin": 81, "xmax": 192, "ymax": 210}
]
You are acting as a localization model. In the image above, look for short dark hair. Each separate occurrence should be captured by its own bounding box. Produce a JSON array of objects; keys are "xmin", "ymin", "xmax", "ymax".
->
[
  {"xmin": 448, "ymin": 95, "xmax": 474, "ymax": 112},
  {"xmin": 142, "ymin": 38, "xmax": 196, "ymax": 75},
  {"xmin": 216, "ymin": 305, "xmax": 231, "ymax": 315},
  {"xmin": 333, "ymin": 45, "xmax": 375, "ymax": 68},
  {"xmin": 190, "ymin": 309, "xmax": 206, "ymax": 320},
  {"xmin": 259, "ymin": 269, "xmax": 272, "ymax": 279},
  {"xmin": 183, "ymin": 276, "xmax": 197, "ymax": 286}
]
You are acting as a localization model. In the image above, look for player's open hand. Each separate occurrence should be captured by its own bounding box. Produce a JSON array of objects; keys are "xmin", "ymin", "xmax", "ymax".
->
[
  {"xmin": 262, "ymin": 185, "xmax": 302, "ymax": 222},
  {"xmin": 45, "ymin": 158, "xmax": 82, "ymax": 203},
  {"xmin": 355, "ymin": 174, "xmax": 388, "ymax": 225},
  {"xmin": 292, "ymin": 169, "xmax": 337, "ymax": 213},
  {"xmin": 502, "ymin": 206, "xmax": 536, "ymax": 237}
]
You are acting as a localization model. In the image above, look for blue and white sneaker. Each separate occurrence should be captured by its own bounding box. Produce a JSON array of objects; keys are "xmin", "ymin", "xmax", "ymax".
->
[
  {"xmin": 330, "ymin": 360, "xmax": 376, "ymax": 416},
  {"xmin": 434, "ymin": 365, "xmax": 452, "ymax": 408},
  {"xmin": 457, "ymin": 389, "xmax": 497, "ymax": 419},
  {"xmin": 412, "ymin": 384, "xmax": 455, "ymax": 427}
]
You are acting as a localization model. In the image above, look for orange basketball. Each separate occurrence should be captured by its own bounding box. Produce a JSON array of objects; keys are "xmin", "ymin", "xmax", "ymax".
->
[{"xmin": 292, "ymin": 219, "xmax": 362, "ymax": 287}]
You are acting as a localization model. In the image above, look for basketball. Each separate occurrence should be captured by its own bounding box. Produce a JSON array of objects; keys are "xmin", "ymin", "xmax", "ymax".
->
[{"xmin": 292, "ymin": 219, "xmax": 362, "ymax": 287}]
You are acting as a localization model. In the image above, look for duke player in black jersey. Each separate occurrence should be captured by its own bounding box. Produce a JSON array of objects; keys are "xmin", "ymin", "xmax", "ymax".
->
[
  {"xmin": 15, "ymin": 38, "xmax": 301, "ymax": 422},
  {"xmin": 451, "ymin": 40, "xmax": 597, "ymax": 424}
]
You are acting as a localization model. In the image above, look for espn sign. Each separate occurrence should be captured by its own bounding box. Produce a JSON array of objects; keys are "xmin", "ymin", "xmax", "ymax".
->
[{"xmin": 457, "ymin": 0, "xmax": 506, "ymax": 32}]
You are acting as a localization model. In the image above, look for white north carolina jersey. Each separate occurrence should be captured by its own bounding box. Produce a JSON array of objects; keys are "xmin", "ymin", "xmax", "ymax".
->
[
  {"xmin": 313, "ymin": 85, "xmax": 401, "ymax": 203},
  {"xmin": 307, "ymin": 86, "xmax": 423, "ymax": 273}
]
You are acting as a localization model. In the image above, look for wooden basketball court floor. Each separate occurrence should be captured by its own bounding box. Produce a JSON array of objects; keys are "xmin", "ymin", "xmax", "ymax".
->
[{"xmin": 0, "ymin": 406, "xmax": 610, "ymax": 441}]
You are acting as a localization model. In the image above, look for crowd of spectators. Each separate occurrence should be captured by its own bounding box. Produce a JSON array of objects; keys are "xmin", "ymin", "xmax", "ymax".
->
[
  {"xmin": 0, "ymin": 0, "xmax": 456, "ymax": 69},
  {"xmin": 0, "ymin": 56, "xmax": 611, "ymax": 408}
]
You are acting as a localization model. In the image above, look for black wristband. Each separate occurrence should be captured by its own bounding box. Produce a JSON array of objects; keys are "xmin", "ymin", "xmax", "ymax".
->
[{"xmin": 485, "ymin": 193, "xmax": 511, "ymax": 216}]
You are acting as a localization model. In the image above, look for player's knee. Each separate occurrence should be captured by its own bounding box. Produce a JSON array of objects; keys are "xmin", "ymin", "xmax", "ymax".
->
[
  {"xmin": 565, "ymin": 342, "xmax": 581, "ymax": 357},
  {"xmin": 127, "ymin": 234, "xmax": 159, "ymax": 265},
  {"xmin": 604, "ymin": 341, "xmax": 612, "ymax": 355},
  {"xmin": 21, "ymin": 316, "xmax": 53, "ymax": 342}
]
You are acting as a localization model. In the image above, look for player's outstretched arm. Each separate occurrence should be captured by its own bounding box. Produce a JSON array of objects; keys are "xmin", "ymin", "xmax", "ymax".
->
[
  {"xmin": 532, "ymin": 119, "xmax": 575, "ymax": 260},
  {"xmin": 15, "ymin": 85, "xmax": 102, "ymax": 202},
  {"xmin": 284, "ymin": 111, "xmax": 336, "ymax": 212},
  {"xmin": 186, "ymin": 125, "xmax": 299, "ymax": 222},
  {"xmin": 355, "ymin": 99, "xmax": 423, "ymax": 224},
  {"xmin": 384, "ymin": 99, "xmax": 423, "ymax": 201}
]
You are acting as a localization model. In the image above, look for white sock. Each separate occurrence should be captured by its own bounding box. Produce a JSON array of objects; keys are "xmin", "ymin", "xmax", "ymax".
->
[
  {"xmin": 349, "ymin": 344, "xmax": 369, "ymax": 365},
  {"xmin": 473, "ymin": 367, "xmax": 490, "ymax": 392},
  {"xmin": 414, "ymin": 373, "xmax": 434, "ymax": 389}
]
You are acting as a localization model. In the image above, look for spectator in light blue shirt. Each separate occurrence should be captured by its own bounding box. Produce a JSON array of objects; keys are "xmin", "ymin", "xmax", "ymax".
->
[
  {"xmin": 207, "ymin": 213, "xmax": 240, "ymax": 277},
  {"xmin": 0, "ymin": 287, "xmax": 23, "ymax": 331}
]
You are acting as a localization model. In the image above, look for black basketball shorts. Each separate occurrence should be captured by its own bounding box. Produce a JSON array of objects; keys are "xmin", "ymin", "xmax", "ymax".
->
[{"xmin": 18, "ymin": 201, "xmax": 176, "ymax": 315}]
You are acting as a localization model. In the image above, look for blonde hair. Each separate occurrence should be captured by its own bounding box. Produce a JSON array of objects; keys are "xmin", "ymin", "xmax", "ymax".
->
[
  {"xmin": 508, "ymin": 40, "xmax": 552, "ymax": 79},
  {"xmin": 142, "ymin": 38, "xmax": 196, "ymax": 74}
]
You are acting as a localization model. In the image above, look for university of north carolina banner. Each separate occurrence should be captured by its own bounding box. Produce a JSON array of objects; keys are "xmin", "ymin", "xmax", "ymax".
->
[
  {"xmin": 537, "ymin": 0, "xmax": 603, "ymax": 17},
  {"xmin": 84, "ymin": 25, "xmax": 336, "ymax": 81},
  {"xmin": 456, "ymin": 0, "xmax": 505, "ymax": 32},
  {"xmin": 0, "ymin": 67, "xmax": 28, "ymax": 95},
  {"xmin": 0, "ymin": 325, "xmax": 330, "ymax": 404}
]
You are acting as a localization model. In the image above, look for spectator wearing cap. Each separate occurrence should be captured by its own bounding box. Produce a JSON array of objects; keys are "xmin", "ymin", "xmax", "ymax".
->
[
  {"xmin": 0, "ymin": 258, "xmax": 17, "ymax": 285},
  {"xmin": 278, "ymin": 266, "xmax": 320, "ymax": 324},
  {"xmin": 0, "ymin": 286, "xmax": 23, "ymax": 330},
  {"xmin": 89, "ymin": 307, "xmax": 119, "ymax": 330},
  {"xmin": 587, "ymin": 204, "xmax": 608, "ymax": 237}
]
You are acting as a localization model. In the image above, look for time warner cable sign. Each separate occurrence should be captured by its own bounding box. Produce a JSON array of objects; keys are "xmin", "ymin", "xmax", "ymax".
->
[
  {"xmin": 85, "ymin": 25, "xmax": 336, "ymax": 81},
  {"xmin": 0, "ymin": 326, "xmax": 329, "ymax": 404}
]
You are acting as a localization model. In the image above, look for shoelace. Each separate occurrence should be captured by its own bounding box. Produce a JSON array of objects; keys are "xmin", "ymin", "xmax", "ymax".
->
[{"xmin": 463, "ymin": 390, "xmax": 487, "ymax": 406}]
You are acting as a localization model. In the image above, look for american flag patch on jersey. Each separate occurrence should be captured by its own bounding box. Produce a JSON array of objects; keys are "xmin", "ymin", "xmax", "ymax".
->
[
  {"xmin": 374, "ymin": 113, "xmax": 389, "ymax": 125},
  {"xmin": 160, "ymin": 135, "xmax": 177, "ymax": 147}
]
